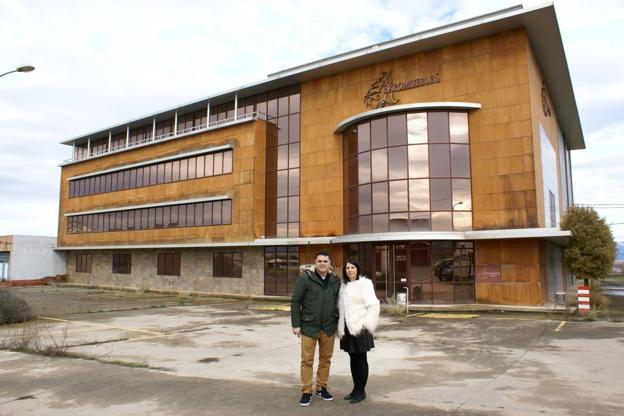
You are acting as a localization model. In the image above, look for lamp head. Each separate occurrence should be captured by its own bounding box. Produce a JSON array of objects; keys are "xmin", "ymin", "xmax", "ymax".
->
[{"xmin": 16, "ymin": 65, "xmax": 35, "ymax": 73}]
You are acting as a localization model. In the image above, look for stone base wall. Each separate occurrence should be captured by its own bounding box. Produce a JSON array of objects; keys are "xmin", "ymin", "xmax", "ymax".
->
[{"xmin": 67, "ymin": 247, "xmax": 264, "ymax": 296}]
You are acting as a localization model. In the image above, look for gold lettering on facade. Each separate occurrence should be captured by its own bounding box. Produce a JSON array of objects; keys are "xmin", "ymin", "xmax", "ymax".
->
[{"xmin": 364, "ymin": 71, "xmax": 441, "ymax": 108}]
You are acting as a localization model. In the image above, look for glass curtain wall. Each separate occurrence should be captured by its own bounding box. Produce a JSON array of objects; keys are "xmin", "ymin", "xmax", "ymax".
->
[
  {"xmin": 343, "ymin": 111, "xmax": 472, "ymax": 233},
  {"xmin": 264, "ymin": 85, "xmax": 301, "ymax": 237}
]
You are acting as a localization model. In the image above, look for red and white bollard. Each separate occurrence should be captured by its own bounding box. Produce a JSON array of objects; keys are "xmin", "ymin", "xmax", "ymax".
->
[{"xmin": 577, "ymin": 285, "xmax": 590, "ymax": 313}]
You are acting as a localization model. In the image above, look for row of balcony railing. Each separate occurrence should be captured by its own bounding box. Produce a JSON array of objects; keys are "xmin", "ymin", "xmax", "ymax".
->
[{"xmin": 65, "ymin": 111, "xmax": 266, "ymax": 163}]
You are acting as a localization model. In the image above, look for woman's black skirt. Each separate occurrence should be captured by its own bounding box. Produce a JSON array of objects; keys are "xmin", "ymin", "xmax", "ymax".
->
[{"xmin": 340, "ymin": 325, "xmax": 375, "ymax": 353}]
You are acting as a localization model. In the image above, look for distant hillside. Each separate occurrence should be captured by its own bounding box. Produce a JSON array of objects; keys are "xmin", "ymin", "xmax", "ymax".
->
[{"xmin": 617, "ymin": 242, "xmax": 624, "ymax": 261}]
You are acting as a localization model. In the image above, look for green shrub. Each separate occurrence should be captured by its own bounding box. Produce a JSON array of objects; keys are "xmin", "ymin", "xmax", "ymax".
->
[{"xmin": 0, "ymin": 289, "xmax": 33, "ymax": 324}]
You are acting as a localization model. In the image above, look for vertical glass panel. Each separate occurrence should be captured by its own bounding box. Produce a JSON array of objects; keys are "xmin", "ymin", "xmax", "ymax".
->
[
  {"xmin": 121, "ymin": 211, "xmax": 128, "ymax": 230},
  {"xmin": 277, "ymin": 171, "xmax": 288, "ymax": 197},
  {"xmin": 172, "ymin": 160, "xmax": 180, "ymax": 182},
  {"xmin": 389, "ymin": 180, "xmax": 408, "ymax": 212},
  {"xmin": 372, "ymin": 214, "xmax": 388, "ymax": 233},
  {"xmin": 157, "ymin": 163, "xmax": 165, "ymax": 184},
  {"xmin": 372, "ymin": 182, "xmax": 388, "ymax": 213},
  {"xmin": 203, "ymin": 202, "xmax": 212, "ymax": 225},
  {"xmin": 449, "ymin": 112, "xmax": 469, "ymax": 143},
  {"xmin": 188, "ymin": 157, "xmax": 197, "ymax": 180},
  {"xmin": 178, "ymin": 205, "xmax": 187, "ymax": 227},
  {"xmin": 451, "ymin": 144, "xmax": 470, "ymax": 177},
  {"xmin": 168, "ymin": 205, "xmax": 178, "ymax": 227},
  {"xmin": 359, "ymin": 215, "xmax": 372, "ymax": 233},
  {"xmin": 155, "ymin": 207, "xmax": 163, "ymax": 228},
  {"xmin": 453, "ymin": 212, "xmax": 472, "ymax": 231},
  {"xmin": 196, "ymin": 155, "xmax": 205, "ymax": 177},
  {"xmin": 256, "ymin": 93, "xmax": 267, "ymax": 116},
  {"xmin": 163, "ymin": 162, "xmax": 172, "ymax": 183},
  {"xmin": 288, "ymin": 168, "xmax": 299, "ymax": 195},
  {"xmin": 409, "ymin": 179, "xmax": 430, "ymax": 211},
  {"xmin": 276, "ymin": 197, "xmax": 288, "ymax": 222},
  {"xmin": 289, "ymin": 113, "xmax": 300, "ymax": 143},
  {"xmin": 358, "ymin": 152, "xmax": 371, "ymax": 184},
  {"xmin": 409, "ymin": 212, "xmax": 430, "ymax": 231},
  {"xmin": 288, "ymin": 196, "xmax": 299, "ymax": 222},
  {"xmin": 222, "ymin": 200, "xmax": 232, "ymax": 224},
  {"xmin": 212, "ymin": 201, "xmax": 222, "ymax": 224},
  {"xmin": 428, "ymin": 112, "xmax": 450, "ymax": 143},
  {"xmin": 186, "ymin": 204, "xmax": 195, "ymax": 226},
  {"xmin": 289, "ymin": 143, "xmax": 299, "ymax": 168},
  {"xmin": 357, "ymin": 122, "xmax": 370, "ymax": 152},
  {"xmin": 371, "ymin": 149, "xmax": 388, "ymax": 182},
  {"xmin": 389, "ymin": 212, "xmax": 409, "ymax": 232},
  {"xmin": 370, "ymin": 117, "xmax": 387, "ymax": 149},
  {"xmin": 223, "ymin": 151, "xmax": 232, "ymax": 173},
  {"xmin": 278, "ymin": 90, "xmax": 289, "ymax": 116},
  {"xmin": 111, "ymin": 173, "xmax": 118, "ymax": 192},
  {"xmin": 214, "ymin": 153, "xmax": 223, "ymax": 175},
  {"xmin": 407, "ymin": 113, "xmax": 428, "ymax": 144},
  {"xmin": 431, "ymin": 212, "xmax": 452, "ymax": 231},
  {"xmin": 149, "ymin": 165, "xmax": 157, "ymax": 185},
  {"xmin": 177, "ymin": 159, "xmax": 187, "ymax": 181},
  {"xmin": 277, "ymin": 145, "xmax": 288, "ymax": 170},
  {"xmin": 387, "ymin": 114, "xmax": 407, "ymax": 146},
  {"xmin": 430, "ymin": 179, "xmax": 452, "ymax": 210},
  {"xmin": 148, "ymin": 208, "xmax": 156, "ymax": 229},
  {"xmin": 277, "ymin": 115, "xmax": 289, "ymax": 144},
  {"xmin": 163, "ymin": 206, "xmax": 170, "ymax": 228},
  {"xmin": 408, "ymin": 145, "xmax": 428, "ymax": 178},
  {"xmin": 204, "ymin": 154, "xmax": 213, "ymax": 176},
  {"xmin": 358, "ymin": 184, "xmax": 371, "ymax": 215},
  {"xmin": 388, "ymin": 146, "xmax": 408, "ymax": 180},
  {"xmin": 348, "ymin": 187, "xmax": 358, "ymax": 217},
  {"xmin": 289, "ymin": 91, "xmax": 300, "ymax": 114},
  {"xmin": 452, "ymin": 179, "xmax": 472, "ymax": 211},
  {"xmin": 125, "ymin": 170, "xmax": 134, "ymax": 189},
  {"xmin": 194, "ymin": 203, "xmax": 204, "ymax": 225},
  {"xmin": 429, "ymin": 144, "xmax": 450, "ymax": 177},
  {"xmin": 267, "ymin": 91, "xmax": 278, "ymax": 118},
  {"xmin": 347, "ymin": 156, "xmax": 358, "ymax": 188}
]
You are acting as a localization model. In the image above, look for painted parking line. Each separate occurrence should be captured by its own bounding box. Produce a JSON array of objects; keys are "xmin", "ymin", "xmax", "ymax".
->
[
  {"xmin": 554, "ymin": 321, "xmax": 567, "ymax": 332},
  {"xmin": 414, "ymin": 313, "xmax": 480, "ymax": 319},
  {"xmin": 38, "ymin": 317, "xmax": 164, "ymax": 335},
  {"xmin": 253, "ymin": 304, "xmax": 291, "ymax": 311}
]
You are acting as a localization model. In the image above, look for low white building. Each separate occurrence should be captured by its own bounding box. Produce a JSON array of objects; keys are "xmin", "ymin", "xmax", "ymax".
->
[{"xmin": 0, "ymin": 235, "xmax": 66, "ymax": 281}]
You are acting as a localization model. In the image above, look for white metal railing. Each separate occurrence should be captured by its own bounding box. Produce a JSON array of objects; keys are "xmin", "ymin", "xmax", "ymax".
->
[{"xmin": 64, "ymin": 111, "xmax": 267, "ymax": 163}]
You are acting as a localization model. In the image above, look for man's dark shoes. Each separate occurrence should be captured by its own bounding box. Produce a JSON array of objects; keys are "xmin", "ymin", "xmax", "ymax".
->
[
  {"xmin": 343, "ymin": 392, "xmax": 354, "ymax": 400},
  {"xmin": 315, "ymin": 387, "xmax": 334, "ymax": 401},
  {"xmin": 299, "ymin": 393, "xmax": 312, "ymax": 406},
  {"xmin": 350, "ymin": 391, "xmax": 366, "ymax": 404}
]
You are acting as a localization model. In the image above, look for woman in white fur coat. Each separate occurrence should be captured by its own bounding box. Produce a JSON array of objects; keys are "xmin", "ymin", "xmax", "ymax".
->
[{"xmin": 337, "ymin": 257, "xmax": 380, "ymax": 404}]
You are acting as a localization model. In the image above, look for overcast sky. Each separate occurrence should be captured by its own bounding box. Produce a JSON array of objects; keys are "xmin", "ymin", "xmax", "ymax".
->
[{"xmin": 1, "ymin": 0, "xmax": 623, "ymax": 241}]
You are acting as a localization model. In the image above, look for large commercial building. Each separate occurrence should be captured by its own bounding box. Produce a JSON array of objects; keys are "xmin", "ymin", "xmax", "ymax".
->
[{"xmin": 57, "ymin": 3, "xmax": 583, "ymax": 305}]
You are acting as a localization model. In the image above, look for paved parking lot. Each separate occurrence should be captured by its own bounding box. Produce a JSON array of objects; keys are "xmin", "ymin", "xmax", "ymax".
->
[{"xmin": 1, "ymin": 286, "xmax": 623, "ymax": 415}]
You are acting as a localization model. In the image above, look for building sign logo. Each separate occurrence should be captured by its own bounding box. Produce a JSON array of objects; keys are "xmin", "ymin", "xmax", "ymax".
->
[{"xmin": 363, "ymin": 70, "xmax": 441, "ymax": 108}]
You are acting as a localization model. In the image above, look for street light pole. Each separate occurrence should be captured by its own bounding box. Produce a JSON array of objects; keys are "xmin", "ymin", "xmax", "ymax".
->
[{"xmin": 0, "ymin": 64, "xmax": 35, "ymax": 79}]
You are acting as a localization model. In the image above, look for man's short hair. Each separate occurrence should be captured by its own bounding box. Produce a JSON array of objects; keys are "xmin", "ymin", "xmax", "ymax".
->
[{"xmin": 315, "ymin": 250, "xmax": 332, "ymax": 262}]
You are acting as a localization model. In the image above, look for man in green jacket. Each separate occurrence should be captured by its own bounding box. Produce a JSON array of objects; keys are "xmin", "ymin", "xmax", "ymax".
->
[{"xmin": 291, "ymin": 250, "xmax": 341, "ymax": 406}]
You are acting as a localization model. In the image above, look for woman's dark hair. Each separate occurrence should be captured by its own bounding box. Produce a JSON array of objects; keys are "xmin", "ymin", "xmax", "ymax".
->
[{"xmin": 342, "ymin": 257, "xmax": 362, "ymax": 284}]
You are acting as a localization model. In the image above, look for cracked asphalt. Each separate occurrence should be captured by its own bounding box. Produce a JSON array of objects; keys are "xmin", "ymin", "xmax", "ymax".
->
[{"xmin": 1, "ymin": 285, "xmax": 623, "ymax": 415}]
